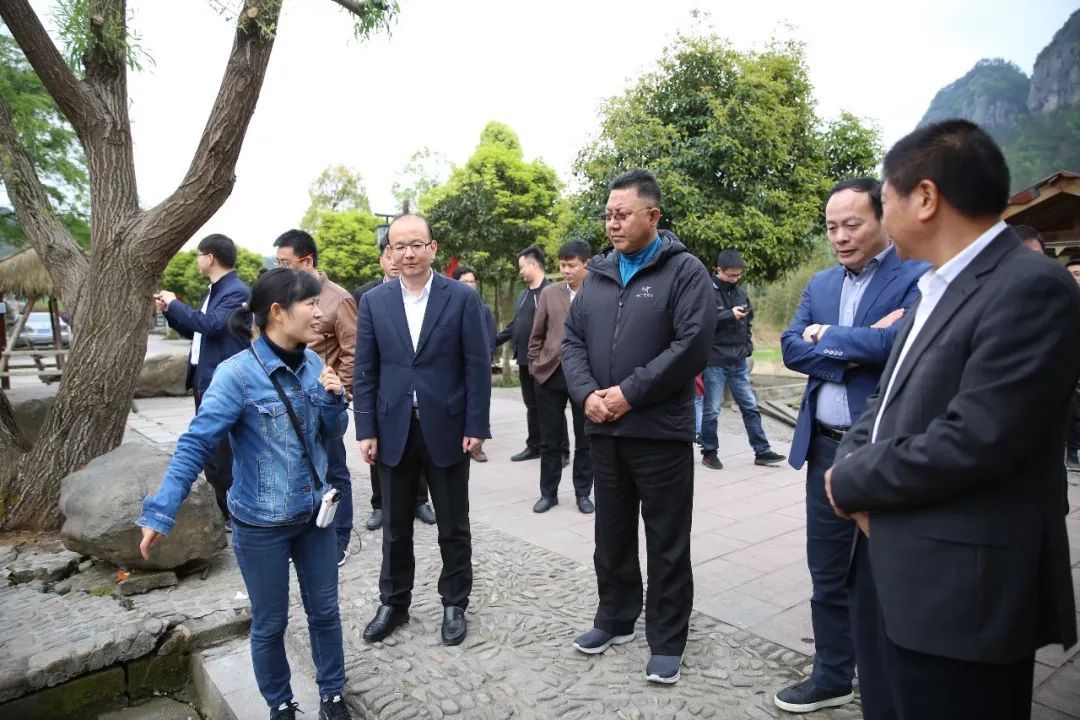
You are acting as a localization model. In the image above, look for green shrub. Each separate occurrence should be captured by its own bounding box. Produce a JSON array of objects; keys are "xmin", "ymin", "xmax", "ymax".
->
[{"xmin": 750, "ymin": 236, "xmax": 834, "ymax": 331}]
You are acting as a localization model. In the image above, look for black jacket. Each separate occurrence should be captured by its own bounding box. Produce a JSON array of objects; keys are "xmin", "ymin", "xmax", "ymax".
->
[
  {"xmin": 708, "ymin": 277, "xmax": 753, "ymax": 366},
  {"xmin": 495, "ymin": 278, "xmax": 551, "ymax": 366},
  {"xmin": 352, "ymin": 277, "xmax": 383, "ymax": 305},
  {"xmin": 163, "ymin": 270, "xmax": 250, "ymax": 393},
  {"xmin": 561, "ymin": 231, "xmax": 715, "ymax": 441}
]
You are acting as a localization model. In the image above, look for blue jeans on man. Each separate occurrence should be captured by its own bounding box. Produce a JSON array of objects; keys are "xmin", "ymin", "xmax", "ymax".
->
[
  {"xmin": 231, "ymin": 516, "xmax": 345, "ymax": 708},
  {"xmin": 324, "ymin": 434, "xmax": 353, "ymax": 552},
  {"xmin": 699, "ymin": 360, "xmax": 772, "ymax": 456}
]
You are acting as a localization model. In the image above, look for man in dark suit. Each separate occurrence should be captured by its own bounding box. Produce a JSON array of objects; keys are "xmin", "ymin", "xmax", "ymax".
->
[
  {"xmin": 354, "ymin": 214, "xmax": 492, "ymax": 646},
  {"xmin": 496, "ymin": 245, "xmax": 569, "ymax": 465},
  {"xmin": 154, "ymin": 233, "xmax": 250, "ymax": 520},
  {"xmin": 452, "ymin": 266, "xmax": 497, "ymax": 463},
  {"xmin": 827, "ymin": 120, "xmax": 1080, "ymax": 719},
  {"xmin": 774, "ymin": 179, "xmax": 925, "ymax": 713},
  {"xmin": 354, "ymin": 238, "xmax": 437, "ymax": 529}
]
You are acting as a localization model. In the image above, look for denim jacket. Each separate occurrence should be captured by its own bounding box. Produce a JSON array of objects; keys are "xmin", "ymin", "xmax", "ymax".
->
[{"xmin": 138, "ymin": 335, "xmax": 349, "ymax": 533}]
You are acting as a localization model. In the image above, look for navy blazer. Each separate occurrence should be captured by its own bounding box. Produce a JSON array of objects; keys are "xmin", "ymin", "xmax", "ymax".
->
[
  {"xmin": 164, "ymin": 270, "xmax": 251, "ymax": 393},
  {"xmin": 780, "ymin": 247, "xmax": 926, "ymax": 469},
  {"xmin": 353, "ymin": 273, "xmax": 492, "ymax": 468}
]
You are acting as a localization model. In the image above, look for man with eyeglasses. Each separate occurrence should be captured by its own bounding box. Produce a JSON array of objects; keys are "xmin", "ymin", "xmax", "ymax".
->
[
  {"xmin": 562, "ymin": 169, "xmax": 714, "ymax": 684},
  {"xmin": 354, "ymin": 234, "xmax": 438, "ymax": 528},
  {"xmin": 273, "ymin": 229, "xmax": 360, "ymax": 567},
  {"xmin": 354, "ymin": 214, "xmax": 491, "ymax": 647},
  {"xmin": 154, "ymin": 233, "xmax": 250, "ymax": 522},
  {"xmin": 496, "ymin": 246, "xmax": 570, "ymax": 466},
  {"xmin": 699, "ymin": 249, "xmax": 785, "ymax": 471}
]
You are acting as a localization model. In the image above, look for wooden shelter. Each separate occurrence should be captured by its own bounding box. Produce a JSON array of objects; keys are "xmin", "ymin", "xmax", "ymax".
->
[
  {"xmin": 1003, "ymin": 171, "xmax": 1080, "ymax": 258},
  {"xmin": 0, "ymin": 248, "xmax": 68, "ymax": 386}
]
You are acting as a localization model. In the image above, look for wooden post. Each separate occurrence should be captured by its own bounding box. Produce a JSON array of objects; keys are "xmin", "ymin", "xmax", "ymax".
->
[{"xmin": 0, "ymin": 295, "xmax": 36, "ymax": 377}]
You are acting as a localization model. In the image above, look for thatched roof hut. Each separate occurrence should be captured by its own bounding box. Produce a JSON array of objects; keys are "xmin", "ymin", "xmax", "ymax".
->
[{"xmin": 0, "ymin": 248, "xmax": 56, "ymax": 296}]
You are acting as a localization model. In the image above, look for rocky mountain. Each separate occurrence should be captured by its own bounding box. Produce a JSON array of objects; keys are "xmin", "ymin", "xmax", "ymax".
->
[{"xmin": 918, "ymin": 9, "xmax": 1080, "ymax": 189}]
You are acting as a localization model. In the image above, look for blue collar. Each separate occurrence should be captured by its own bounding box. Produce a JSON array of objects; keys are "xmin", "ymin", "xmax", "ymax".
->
[{"xmin": 618, "ymin": 235, "xmax": 661, "ymax": 285}]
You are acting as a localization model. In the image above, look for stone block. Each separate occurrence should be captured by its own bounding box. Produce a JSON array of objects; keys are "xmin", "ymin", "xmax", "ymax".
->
[
  {"xmin": 7, "ymin": 549, "xmax": 81, "ymax": 584},
  {"xmin": 0, "ymin": 666, "xmax": 125, "ymax": 719},
  {"xmin": 135, "ymin": 353, "xmax": 190, "ymax": 399},
  {"xmin": 127, "ymin": 649, "xmax": 189, "ymax": 701},
  {"xmin": 117, "ymin": 570, "xmax": 178, "ymax": 596}
]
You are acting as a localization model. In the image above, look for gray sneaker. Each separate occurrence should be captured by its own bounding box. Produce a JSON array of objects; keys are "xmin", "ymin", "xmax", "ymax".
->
[
  {"xmin": 572, "ymin": 628, "xmax": 635, "ymax": 655},
  {"xmin": 645, "ymin": 654, "xmax": 682, "ymax": 684}
]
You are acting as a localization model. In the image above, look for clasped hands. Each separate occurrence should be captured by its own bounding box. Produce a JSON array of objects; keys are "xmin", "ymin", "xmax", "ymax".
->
[
  {"xmin": 824, "ymin": 466, "xmax": 869, "ymax": 537},
  {"xmin": 584, "ymin": 386, "xmax": 631, "ymax": 424},
  {"xmin": 152, "ymin": 290, "xmax": 177, "ymax": 312}
]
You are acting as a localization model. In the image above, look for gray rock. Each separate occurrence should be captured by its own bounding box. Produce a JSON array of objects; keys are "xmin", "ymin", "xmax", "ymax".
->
[
  {"xmin": 52, "ymin": 579, "xmax": 72, "ymax": 595},
  {"xmin": 117, "ymin": 570, "xmax": 178, "ymax": 596},
  {"xmin": 0, "ymin": 545, "xmax": 18, "ymax": 566},
  {"xmin": 60, "ymin": 441, "xmax": 226, "ymax": 570},
  {"xmin": 134, "ymin": 353, "xmax": 191, "ymax": 399},
  {"xmin": 7, "ymin": 550, "xmax": 81, "ymax": 584}
]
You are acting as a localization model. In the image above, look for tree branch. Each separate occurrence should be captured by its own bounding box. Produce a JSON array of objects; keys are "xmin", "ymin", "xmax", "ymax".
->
[
  {"xmin": 0, "ymin": 96, "xmax": 89, "ymax": 305},
  {"xmin": 327, "ymin": 0, "xmax": 384, "ymax": 18},
  {"xmin": 0, "ymin": 0, "xmax": 94, "ymax": 138},
  {"xmin": 138, "ymin": 0, "xmax": 282, "ymax": 265}
]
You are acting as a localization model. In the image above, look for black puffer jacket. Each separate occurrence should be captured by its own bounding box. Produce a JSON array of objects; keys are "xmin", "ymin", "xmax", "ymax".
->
[
  {"xmin": 561, "ymin": 231, "xmax": 715, "ymax": 442},
  {"xmin": 708, "ymin": 277, "xmax": 754, "ymax": 366}
]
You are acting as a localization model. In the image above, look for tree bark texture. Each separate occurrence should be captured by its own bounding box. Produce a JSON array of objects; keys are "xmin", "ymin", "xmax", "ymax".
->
[{"xmin": 0, "ymin": 0, "xmax": 283, "ymax": 530}]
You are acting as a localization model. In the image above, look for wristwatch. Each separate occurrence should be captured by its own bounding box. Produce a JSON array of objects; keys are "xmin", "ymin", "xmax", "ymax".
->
[{"xmin": 806, "ymin": 323, "xmax": 822, "ymax": 343}]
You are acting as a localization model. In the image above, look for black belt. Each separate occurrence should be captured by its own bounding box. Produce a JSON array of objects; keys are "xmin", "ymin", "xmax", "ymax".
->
[{"xmin": 814, "ymin": 421, "xmax": 849, "ymax": 443}]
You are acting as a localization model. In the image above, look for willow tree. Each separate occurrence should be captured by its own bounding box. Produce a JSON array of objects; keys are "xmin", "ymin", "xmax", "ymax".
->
[{"xmin": 0, "ymin": 0, "xmax": 397, "ymax": 529}]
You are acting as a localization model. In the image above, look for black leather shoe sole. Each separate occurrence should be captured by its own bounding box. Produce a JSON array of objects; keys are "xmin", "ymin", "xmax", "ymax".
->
[{"xmin": 362, "ymin": 607, "xmax": 409, "ymax": 642}]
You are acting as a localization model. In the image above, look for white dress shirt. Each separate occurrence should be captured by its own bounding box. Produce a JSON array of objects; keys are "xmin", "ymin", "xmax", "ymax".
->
[
  {"xmin": 189, "ymin": 284, "xmax": 212, "ymax": 367},
  {"xmin": 401, "ymin": 270, "xmax": 434, "ymax": 406},
  {"xmin": 871, "ymin": 220, "xmax": 1006, "ymax": 442}
]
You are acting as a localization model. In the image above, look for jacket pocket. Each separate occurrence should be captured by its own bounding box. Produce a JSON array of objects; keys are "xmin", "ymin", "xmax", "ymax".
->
[{"xmin": 254, "ymin": 400, "xmax": 289, "ymax": 442}]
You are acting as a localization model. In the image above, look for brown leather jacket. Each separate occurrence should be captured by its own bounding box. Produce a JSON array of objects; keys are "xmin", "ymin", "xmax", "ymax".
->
[
  {"xmin": 527, "ymin": 281, "xmax": 573, "ymax": 385},
  {"xmin": 308, "ymin": 271, "xmax": 357, "ymax": 387}
]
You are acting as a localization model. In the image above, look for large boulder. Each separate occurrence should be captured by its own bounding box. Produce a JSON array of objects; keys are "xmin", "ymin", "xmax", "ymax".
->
[
  {"xmin": 60, "ymin": 441, "xmax": 226, "ymax": 570},
  {"xmin": 134, "ymin": 352, "xmax": 190, "ymax": 398}
]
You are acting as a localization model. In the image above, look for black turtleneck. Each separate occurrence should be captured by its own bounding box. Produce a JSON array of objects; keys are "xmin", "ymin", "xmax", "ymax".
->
[{"xmin": 264, "ymin": 335, "xmax": 306, "ymax": 371}]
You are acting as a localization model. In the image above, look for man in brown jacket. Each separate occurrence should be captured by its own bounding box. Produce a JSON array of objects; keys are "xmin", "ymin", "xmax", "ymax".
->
[
  {"xmin": 528, "ymin": 239, "xmax": 595, "ymax": 514},
  {"xmin": 274, "ymin": 229, "xmax": 359, "ymax": 565}
]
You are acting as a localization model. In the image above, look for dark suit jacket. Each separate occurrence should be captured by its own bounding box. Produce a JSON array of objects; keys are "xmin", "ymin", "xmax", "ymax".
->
[
  {"xmin": 353, "ymin": 273, "xmax": 492, "ymax": 468},
  {"xmin": 164, "ymin": 270, "xmax": 250, "ymax": 393},
  {"xmin": 781, "ymin": 247, "xmax": 926, "ymax": 468},
  {"xmin": 831, "ymin": 227, "xmax": 1080, "ymax": 664}
]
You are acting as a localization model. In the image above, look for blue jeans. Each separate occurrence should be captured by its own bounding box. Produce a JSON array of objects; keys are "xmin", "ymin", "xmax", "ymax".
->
[
  {"xmin": 694, "ymin": 394, "xmax": 703, "ymax": 436},
  {"xmin": 700, "ymin": 361, "xmax": 771, "ymax": 455},
  {"xmin": 325, "ymin": 434, "xmax": 353, "ymax": 551},
  {"xmin": 806, "ymin": 433, "xmax": 856, "ymax": 691},
  {"xmin": 231, "ymin": 517, "xmax": 345, "ymax": 707}
]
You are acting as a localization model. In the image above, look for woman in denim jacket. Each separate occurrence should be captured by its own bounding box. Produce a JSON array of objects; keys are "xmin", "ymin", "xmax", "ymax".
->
[{"xmin": 137, "ymin": 268, "xmax": 352, "ymax": 720}]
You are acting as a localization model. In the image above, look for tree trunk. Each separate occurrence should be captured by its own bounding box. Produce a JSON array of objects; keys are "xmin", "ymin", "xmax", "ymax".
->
[{"xmin": 0, "ymin": 244, "xmax": 155, "ymax": 530}]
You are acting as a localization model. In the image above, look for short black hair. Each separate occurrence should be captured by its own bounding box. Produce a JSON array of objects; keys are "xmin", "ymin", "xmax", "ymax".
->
[
  {"xmin": 882, "ymin": 119, "xmax": 1010, "ymax": 219},
  {"xmin": 273, "ymin": 229, "xmax": 319, "ymax": 267},
  {"xmin": 558, "ymin": 239, "xmax": 592, "ymax": 263},
  {"xmin": 196, "ymin": 233, "xmax": 237, "ymax": 269},
  {"xmin": 375, "ymin": 224, "xmax": 391, "ymax": 252},
  {"xmin": 518, "ymin": 245, "xmax": 545, "ymax": 266},
  {"xmin": 827, "ymin": 178, "xmax": 883, "ymax": 221},
  {"xmin": 716, "ymin": 249, "xmax": 744, "ymax": 270},
  {"xmin": 1066, "ymin": 257, "xmax": 1080, "ymax": 269},
  {"xmin": 452, "ymin": 266, "xmax": 476, "ymax": 280},
  {"xmin": 1013, "ymin": 224, "xmax": 1044, "ymax": 248},
  {"xmin": 388, "ymin": 213, "xmax": 434, "ymax": 242},
  {"xmin": 609, "ymin": 169, "xmax": 661, "ymax": 206}
]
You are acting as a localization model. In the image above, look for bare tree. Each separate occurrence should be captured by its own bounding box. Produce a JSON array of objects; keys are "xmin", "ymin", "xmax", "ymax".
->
[{"xmin": 0, "ymin": 0, "xmax": 396, "ymax": 529}]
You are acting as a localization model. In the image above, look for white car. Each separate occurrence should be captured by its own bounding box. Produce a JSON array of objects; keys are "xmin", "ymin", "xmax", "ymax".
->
[{"xmin": 12, "ymin": 312, "xmax": 72, "ymax": 348}]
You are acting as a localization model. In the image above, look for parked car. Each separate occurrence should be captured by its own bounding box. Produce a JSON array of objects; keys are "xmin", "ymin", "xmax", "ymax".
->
[{"xmin": 11, "ymin": 312, "xmax": 72, "ymax": 348}]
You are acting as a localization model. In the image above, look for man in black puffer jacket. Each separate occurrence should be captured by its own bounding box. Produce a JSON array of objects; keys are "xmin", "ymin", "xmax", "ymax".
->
[
  {"xmin": 699, "ymin": 249, "xmax": 785, "ymax": 470},
  {"xmin": 561, "ymin": 169, "xmax": 714, "ymax": 685}
]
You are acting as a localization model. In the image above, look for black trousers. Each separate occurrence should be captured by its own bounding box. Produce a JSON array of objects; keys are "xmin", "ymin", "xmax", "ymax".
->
[
  {"xmin": 537, "ymin": 368, "xmax": 592, "ymax": 499},
  {"xmin": 369, "ymin": 464, "xmax": 429, "ymax": 510},
  {"xmin": 520, "ymin": 366, "xmax": 568, "ymax": 454},
  {"xmin": 378, "ymin": 413, "xmax": 472, "ymax": 609},
  {"xmin": 850, "ymin": 537, "xmax": 1035, "ymax": 720},
  {"xmin": 590, "ymin": 435, "xmax": 694, "ymax": 655},
  {"xmin": 193, "ymin": 388, "xmax": 233, "ymax": 520},
  {"xmin": 1068, "ymin": 389, "xmax": 1080, "ymax": 456}
]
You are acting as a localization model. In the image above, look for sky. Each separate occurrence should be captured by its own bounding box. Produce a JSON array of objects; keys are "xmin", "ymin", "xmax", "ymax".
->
[{"xmin": 20, "ymin": 0, "xmax": 1080, "ymax": 253}]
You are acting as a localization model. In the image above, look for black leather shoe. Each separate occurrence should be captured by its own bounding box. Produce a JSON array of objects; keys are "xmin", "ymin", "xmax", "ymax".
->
[
  {"xmin": 510, "ymin": 447, "xmax": 541, "ymax": 462},
  {"xmin": 754, "ymin": 450, "xmax": 786, "ymax": 466},
  {"xmin": 362, "ymin": 605, "xmax": 409, "ymax": 643},
  {"xmin": 365, "ymin": 509, "xmax": 383, "ymax": 531},
  {"xmin": 533, "ymin": 496, "xmax": 557, "ymax": 513},
  {"xmin": 702, "ymin": 452, "xmax": 723, "ymax": 470},
  {"xmin": 415, "ymin": 503, "xmax": 437, "ymax": 525},
  {"xmin": 441, "ymin": 606, "xmax": 467, "ymax": 645},
  {"xmin": 576, "ymin": 496, "xmax": 595, "ymax": 514}
]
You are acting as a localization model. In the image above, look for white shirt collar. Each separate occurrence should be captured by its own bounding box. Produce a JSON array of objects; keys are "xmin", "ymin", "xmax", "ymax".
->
[{"xmin": 400, "ymin": 270, "xmax": 434, "ymax": 301}]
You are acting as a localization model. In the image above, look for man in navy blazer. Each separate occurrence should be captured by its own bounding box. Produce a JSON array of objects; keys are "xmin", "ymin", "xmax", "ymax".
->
[
  {"xmin": 774, "ymin": 180, "xmax": 925, "ymax": 714},
  {"xmin": 155, "ymin": 233, "xmax": 250, "ymax": 520},
  {"xmin": 354, "ymin": 214, "xmax": 491, "ymax": 647}
]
